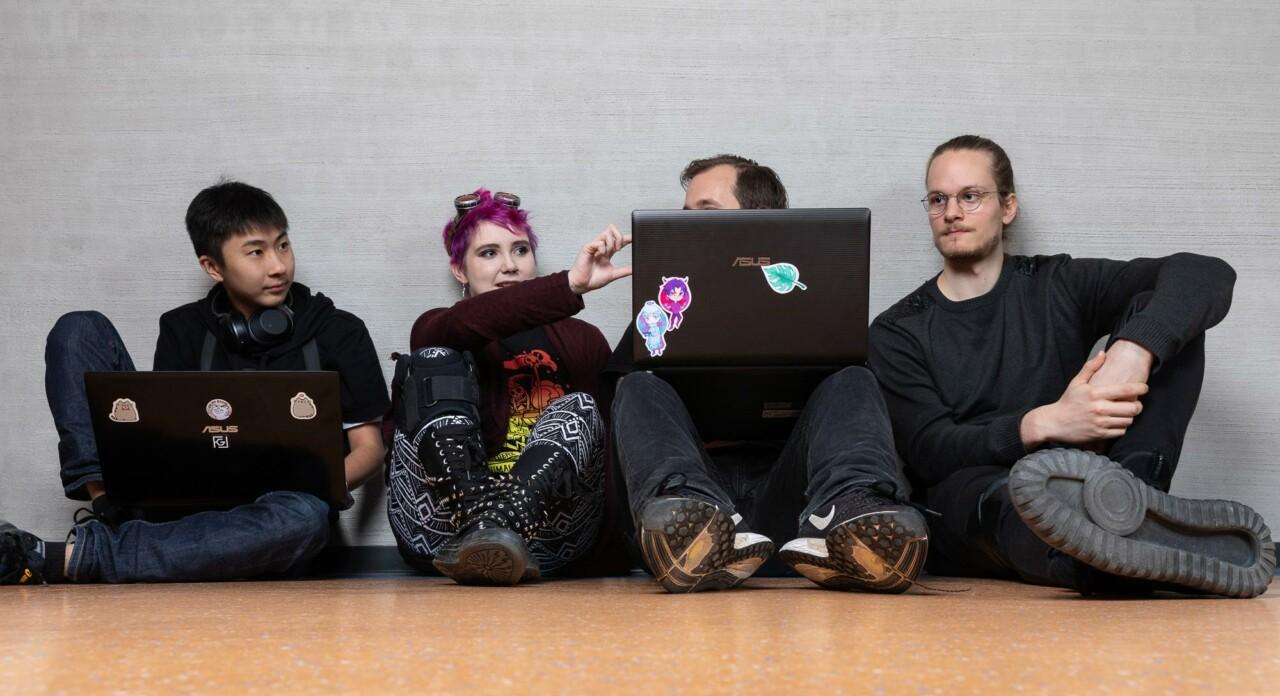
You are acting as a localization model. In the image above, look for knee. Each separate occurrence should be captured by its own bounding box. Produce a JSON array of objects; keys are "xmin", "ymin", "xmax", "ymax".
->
[
  {"xmin": 263, "ymin": 491, "xmax": 331, "ymax": 551},
  {"xmin": 822, "ymin": 365, "xmax": 878, "ymax": 396},
  {"xmin": 47, "ymin": 311, "xmax": 116, "ymax": 351},
  {"xmin": 614, "ymin": 371, "xmax": 669, "ymax": 406},
  {"xmin": 549, "ymin": 392, "xmax": 598, "ymax": 418}
]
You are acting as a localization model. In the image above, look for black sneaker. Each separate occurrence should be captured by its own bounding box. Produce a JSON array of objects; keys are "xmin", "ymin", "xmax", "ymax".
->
[
  {"xmin": 779, "ymin": 486, "xmax": 929, "ymax": 594},
  {"xmin": 1009, "ymin": 448, "xmax": 1276, "ymax": 598},
  {"xmin": 638, "ymin": 496, "xmax": 774, "ymax": 593},
  {"xmin": 1, "ymin": 520, "xmax": 47, "ymax": 586}
]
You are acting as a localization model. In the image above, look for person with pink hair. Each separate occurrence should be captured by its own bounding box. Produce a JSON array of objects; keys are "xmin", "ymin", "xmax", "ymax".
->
[{"xmin": 385, "ymin": 189, "xmax": 632, "ymax": 585}]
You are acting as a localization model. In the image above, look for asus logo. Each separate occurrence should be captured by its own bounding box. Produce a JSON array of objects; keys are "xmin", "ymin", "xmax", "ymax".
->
[
  {"xmin": 202, "ymin": 425, "xmax": 239, "ymax": 434},
  {"xmin": 731, "ymin": 256, "xmax": 772, "ymax": 267}
]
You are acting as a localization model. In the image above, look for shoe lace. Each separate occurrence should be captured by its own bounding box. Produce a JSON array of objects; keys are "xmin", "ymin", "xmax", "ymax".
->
[
  {"xmin": 458, "ymin": 475, "xmax": 537, "ymax": 539},
  {"xmin": 72, "ymin": 507, "xmax": 104, "ymax": 526},
  {"xmin": 429, "ymin": 425, "xmax": 488, "ymax": 484},
  {"xmin": 527, "ymin": 449, "xmax": 578, "ymax": 502},
  {"xmin": 426, "ymin": 426, "xmax": 541, "ymax": 540}
]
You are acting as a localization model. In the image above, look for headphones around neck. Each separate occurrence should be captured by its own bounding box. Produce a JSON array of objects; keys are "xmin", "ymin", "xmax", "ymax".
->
[{"xmin": 211, "ymin": 286, "xmax": 296, "ymax": 353}]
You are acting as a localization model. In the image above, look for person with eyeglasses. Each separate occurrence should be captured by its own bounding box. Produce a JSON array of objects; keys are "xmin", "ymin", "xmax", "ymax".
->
[
  {"xmin": 384, "ymin": 188, "xmax": 631, "ymax": 585},
  {"xmin": 868, "ymin": 134, "xmax": 1274, "ymax": 597}
]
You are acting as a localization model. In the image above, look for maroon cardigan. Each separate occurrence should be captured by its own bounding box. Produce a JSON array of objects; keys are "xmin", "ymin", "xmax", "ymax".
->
[{"xmin": 409, "ymin": 271, "xmax": 611, "ymax": 454}]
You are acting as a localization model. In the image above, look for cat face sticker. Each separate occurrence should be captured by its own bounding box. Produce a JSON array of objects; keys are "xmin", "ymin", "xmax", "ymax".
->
[
  {"xmin": 290, "ymin": 392, "xmax": 317, "ymax": 420},
  {"xmin": 658, "ymin": 276, "xmax": 692, "ymax": 330},
  {"xmin": 108, "ymin": 398, "xmax": 139, "ymax": 423},
  {"xmin": 635, "ymin": 300, "xmax": 671, "ymax": 358},
  {"xmin": 206, "ymin": 399, "xmax": 233, "ymax": 421}
]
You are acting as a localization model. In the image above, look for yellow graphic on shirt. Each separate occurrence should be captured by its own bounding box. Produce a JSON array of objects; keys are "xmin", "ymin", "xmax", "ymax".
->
[{"xmin": 487, "ymin": 349, "xmax": 565, "ymax": 473}]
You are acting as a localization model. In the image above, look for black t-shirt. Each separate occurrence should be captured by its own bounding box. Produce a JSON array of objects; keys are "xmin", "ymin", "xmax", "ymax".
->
[
  {"xmin": 487, "ymin": 326, "xmax": 572, "ymax": 473},
  {"xmin": 153, "ymin": 283, "xmax": 390, "ymax": 429},
  {"xmin": 604, "ymin": 325, "xmax": 637, "ymax": 378},
  {"xmin": 869, "ymin": 253, "xmax": 1235, "ymax": 489}
]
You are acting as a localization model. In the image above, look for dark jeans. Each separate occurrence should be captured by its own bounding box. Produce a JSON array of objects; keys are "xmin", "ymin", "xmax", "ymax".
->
[
  {"xmin": 923, "ymin": 293, "xmax": 1206, "ymax": 586},
  {"xmin": 612, "ymin": 366, "xmax": 901, "ymax": 574},
  {"xmin": 44, "ymin": 311, "xmax": 331, "ymax": 583}
]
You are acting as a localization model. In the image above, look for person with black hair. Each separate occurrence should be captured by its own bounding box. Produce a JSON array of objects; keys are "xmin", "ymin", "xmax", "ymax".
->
[
  {"xmin": 605, "ymin": 156, "xmax": 928, "ymax": 595},
  {"xmin": 2, "ymin": 181, "xmax": 388, "ymax": 585}
]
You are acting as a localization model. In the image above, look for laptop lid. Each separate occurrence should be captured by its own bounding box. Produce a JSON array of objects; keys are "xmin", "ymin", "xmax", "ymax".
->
[
  {"xmin": 85, "ymin": 371, "xmax": 346, "ymax": 510},
  {"xmin": 630, "ymin": 208, "xmax": 869, "ymax": 368}
]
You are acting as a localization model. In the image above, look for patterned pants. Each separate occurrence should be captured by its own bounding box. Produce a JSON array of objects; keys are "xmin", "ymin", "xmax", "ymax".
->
[{"xmin": 387, "ymin": 392, "xmax": 605, "ymax": 574}]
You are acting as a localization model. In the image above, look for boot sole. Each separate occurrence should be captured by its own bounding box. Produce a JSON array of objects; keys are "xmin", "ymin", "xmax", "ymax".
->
[
  {"xmin": 639, "ymin": 498, "xmax": 773, "ymax": 594},
  {"xmin": 1009, "ymin": 449, "xmax": 1275, "ymax": 598},
  {"xmin": 780, "ymin": 508, "xmax": 929, "ymax": 594},
  {"xmin": 433, "ymin": 527, "xmax": 539, "ymax": 586}
]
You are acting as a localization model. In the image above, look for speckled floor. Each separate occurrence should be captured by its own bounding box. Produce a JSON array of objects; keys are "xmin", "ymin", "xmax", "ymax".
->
[{"xmin": 4, "ymin": 575, "xmax": 1278, "ymax": 693}]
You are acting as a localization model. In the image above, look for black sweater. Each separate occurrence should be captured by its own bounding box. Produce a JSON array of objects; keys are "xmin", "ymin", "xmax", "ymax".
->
[{"xmin": 868, "ymin": 253, "xmax": 1235, "ymax": 488}]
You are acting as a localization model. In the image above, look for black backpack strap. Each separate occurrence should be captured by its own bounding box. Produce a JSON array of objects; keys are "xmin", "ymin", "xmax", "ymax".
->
[
  {"xmin": 302, "ymin": 338, "xmax": 321, "ymax": 371},
  {"xmin": 200, "ymin": 331, "xmax": 218, "ymax": 371}
]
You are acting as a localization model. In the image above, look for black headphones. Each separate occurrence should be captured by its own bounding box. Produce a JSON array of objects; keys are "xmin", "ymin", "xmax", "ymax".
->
[{"xmin": 211, "ymin": 286, "xmax": 295, "ymax": 353}]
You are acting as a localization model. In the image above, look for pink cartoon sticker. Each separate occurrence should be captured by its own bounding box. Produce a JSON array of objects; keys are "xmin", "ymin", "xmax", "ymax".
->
[{"xmin": 658, "ymin": 276, "xmax": 692, "ymax": 330}]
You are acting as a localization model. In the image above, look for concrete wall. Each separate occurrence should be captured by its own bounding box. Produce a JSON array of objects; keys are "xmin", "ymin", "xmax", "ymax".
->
[{"xmin": 3, "ymin": 1, "xmax": 1277, "ymax": 545}]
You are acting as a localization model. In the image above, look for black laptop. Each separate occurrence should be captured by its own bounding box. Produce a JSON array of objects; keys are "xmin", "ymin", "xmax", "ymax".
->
[
  {"xmin": 630, "ymin": 208, "xmax": 870, "ymax": 439},
  {"xmin": 85, "ymin": 371, "xmax": 346, "ymax": 512}
]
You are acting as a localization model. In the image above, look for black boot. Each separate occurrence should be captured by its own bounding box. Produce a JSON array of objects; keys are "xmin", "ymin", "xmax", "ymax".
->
[
  {"xmin": 510, "ymin": 393, "xmax": 607, "ymax": 572},
  {"xmin": 392, "ymin": 346, "xmax": 537, "ymax": 585}
]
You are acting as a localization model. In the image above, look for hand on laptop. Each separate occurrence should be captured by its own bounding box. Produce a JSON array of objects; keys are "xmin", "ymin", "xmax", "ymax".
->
[{"xmin": 568, "ymin": 224, "xmax": 632, "ymax": 294}]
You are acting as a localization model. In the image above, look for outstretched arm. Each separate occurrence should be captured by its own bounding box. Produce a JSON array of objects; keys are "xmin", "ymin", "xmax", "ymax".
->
[{"xmin": 412, "ymin": 225, "xmax": 632, "ymax": 351}]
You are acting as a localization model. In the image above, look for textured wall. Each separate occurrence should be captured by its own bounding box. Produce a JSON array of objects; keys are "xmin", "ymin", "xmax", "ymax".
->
[{"xmin": 3, "ymin": 1, "xmax": 1277, "ymax": 545}]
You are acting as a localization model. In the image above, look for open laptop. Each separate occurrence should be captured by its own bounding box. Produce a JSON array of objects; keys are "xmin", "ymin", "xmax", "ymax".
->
[
  {"xmin": 85, "ymin": 371, "xmax": 346, "ymax": 512},
  {"xmin": 630, "ymin": 208, "xmax": 870, "ymax": 440}
]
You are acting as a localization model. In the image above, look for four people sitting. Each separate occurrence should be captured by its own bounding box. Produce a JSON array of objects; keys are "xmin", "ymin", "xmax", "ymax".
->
[{"xmin": 1, "ymin": 138, "xmax": 1273, "ymax": 599}]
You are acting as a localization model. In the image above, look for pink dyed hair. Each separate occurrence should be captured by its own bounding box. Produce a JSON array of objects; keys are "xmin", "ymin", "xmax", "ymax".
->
[{"xmin": 442, "ymin": 188, "xmax": 538, "ymax": 267}]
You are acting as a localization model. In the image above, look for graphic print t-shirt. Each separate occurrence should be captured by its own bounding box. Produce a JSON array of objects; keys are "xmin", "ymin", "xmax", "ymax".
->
[{"xmin": 487, "ymin": 327, "xmax": 571, "ymax": 473}]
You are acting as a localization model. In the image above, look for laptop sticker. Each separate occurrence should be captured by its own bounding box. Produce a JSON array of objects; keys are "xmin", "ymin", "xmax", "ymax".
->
[
  {"xmin": 658, "ymin": 276, "xmax": 692, "ymax": 330},
  {"xmin": 635, "ymin": 300, "xmax": 671, "ymax": 358},
  {"xmin": 108, "ymin": 398, "xmax": 139, "ymax": 423},
  {"xmin": 761, "ymin": 262, "xmax": 808, "ymax": 294},
  {"xmin": 290, "ymin": 392, "xmax": 317, "ymax": 420},
  {"xmin": 206, "ymin": 399, "xmax": 233, "ymax": 421}
]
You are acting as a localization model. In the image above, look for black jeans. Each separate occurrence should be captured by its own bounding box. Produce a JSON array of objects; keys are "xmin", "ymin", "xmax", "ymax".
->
[
  {"xmin": 924, "ymin": 292, "xmax": 1206, "ymax": 586},
  {"xmin": 611, "ymin": 366, "xmax": 901, "ymax": 574}
]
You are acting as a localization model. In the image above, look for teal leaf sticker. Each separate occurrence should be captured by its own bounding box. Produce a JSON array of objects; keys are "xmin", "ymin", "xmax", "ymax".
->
[{"xmin": 761, "ymin": 263, "xmax": 808, "ymax": 294}]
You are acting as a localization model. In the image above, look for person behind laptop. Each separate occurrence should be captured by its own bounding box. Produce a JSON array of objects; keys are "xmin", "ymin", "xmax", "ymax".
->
[
  {"xmin": 868, "ymin": 135, "xmax": 1274, "ymax": 597},
  {"xmin": 2, "ymin": 180, "xmax": 389, "ymax": 585},
  {"xmin": 385, "ymin": 189, "xmax": 631, "ymax": 585},
  {"xmin": 606, "ymin": 154, "xmax": 928, "ymax": 594}
]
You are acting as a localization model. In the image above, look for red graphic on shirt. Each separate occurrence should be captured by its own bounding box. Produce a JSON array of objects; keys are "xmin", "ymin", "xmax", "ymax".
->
[
  {"xmin": 489, "ymin": 348, "xmax": 567, "ymax": 473},
  {"xmin": 504, "ymin": 349, "xmax": 565, "ymax": 415}
]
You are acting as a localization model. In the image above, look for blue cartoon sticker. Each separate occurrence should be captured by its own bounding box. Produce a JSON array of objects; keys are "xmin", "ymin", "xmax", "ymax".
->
[
  {"xmin": 636, "ymin": 300, "xmax": 671, "ymax": 357},
  {"xmin": 658, "ymin": 276, "xmax": 692, "ymax": 330},
  {"xmin": 761, "ymin": 263, "xmax": 807, "ymax": 294}
]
